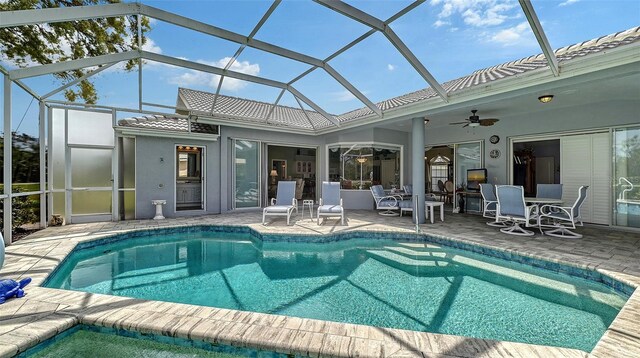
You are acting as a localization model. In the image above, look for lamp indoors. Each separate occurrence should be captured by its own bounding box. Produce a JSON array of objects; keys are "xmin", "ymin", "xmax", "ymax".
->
[
  {"xmin": 270, "ymin": 169, "xmax": 278, "ymax": 184},
  {"xmin": 538, "ymin": 95, "xmax": 554, "ymax": 103}
]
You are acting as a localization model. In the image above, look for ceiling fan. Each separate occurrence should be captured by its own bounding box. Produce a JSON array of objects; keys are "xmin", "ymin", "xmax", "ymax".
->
[{"xmin": 449, "ymin": 110, "xmax": 499, "ymax": 128}]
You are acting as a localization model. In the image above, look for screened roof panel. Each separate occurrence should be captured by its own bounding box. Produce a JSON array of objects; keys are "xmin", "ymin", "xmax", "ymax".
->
[
  {"xmin": 88, "ymin": 68, "xmax": 140, "ymax": 109},
  {"xmin": 253, "ymin": 0, "xmax": 371, "ymax": 59},
  {"xmin": 142, "ymin": 0, "xmax": 272, "ymax": 35},
  {"xmin": 277, "ymin": 90, "xmax": 299, "ymax": 108},
  {"xmin": 327, "ymin": 32, "xmax": 427, "ymax": 103},
  {"xmin": 389, "ymin": 1, "xmax": 540, "ymax": 83},
  {"xmin": 11, "ymin": 83, "xmax": 39, "ymax": 137},
  {"xmin": 148, "ymin": 22, "xmax": 240, "ymax": 61},
  {"xmin": 343, "ymin": 0, "xmax": 415, "ymax": 20},
  {"xmin": 290, "ymin": 69, "xmax": 365, "ymax": 115},
  {"xmin": 531, "ymin": 0, "xmax": 640, "ymax": 50},
  {"xmin": 233, "ymin": 46, "xmax": 314, "ymax": 83},
  {"xmin": 217, "ymin": 79, "xmax": 284, "ymax": 104}
]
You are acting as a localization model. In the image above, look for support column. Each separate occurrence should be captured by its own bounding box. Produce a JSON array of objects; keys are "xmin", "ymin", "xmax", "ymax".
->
[
  {"xmin": 412, "ymin": 117, "xmax": 425, "ymax": 224},
  {"xmin": 39, "ymin": 101, "xmax": 46, "ymax": 228},
  {"xmin": 3, "ymin": 75, "xmax": 12, "ymax": 245}
]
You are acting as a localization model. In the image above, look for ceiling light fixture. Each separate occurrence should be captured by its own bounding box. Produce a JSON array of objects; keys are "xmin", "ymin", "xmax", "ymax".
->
[
  {"xmin": 356, "ymin": 157, "xmax": 368, "ymax": 164},
  {"xmin": 538, "ymin": 95, "xmax": 554, "ymax": 103}
]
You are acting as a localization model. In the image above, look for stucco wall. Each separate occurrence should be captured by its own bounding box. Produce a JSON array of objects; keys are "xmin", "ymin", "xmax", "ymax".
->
[
  {"xmin": 134, "ymin": 136, "xmax": 221, "ymax": 219},
  {"xmin": 423, "ymin": 99, "xmax": 640, "ymax": 186}
]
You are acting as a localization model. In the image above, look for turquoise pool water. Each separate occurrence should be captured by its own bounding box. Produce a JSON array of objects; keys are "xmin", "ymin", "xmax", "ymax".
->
[
  {"xmin": 45, "ymin": 231, "xmax": 629, "ymax": 352},
  {"xmin": 22, "ymin": 324, "xmax": 289, "ymax": 357}
]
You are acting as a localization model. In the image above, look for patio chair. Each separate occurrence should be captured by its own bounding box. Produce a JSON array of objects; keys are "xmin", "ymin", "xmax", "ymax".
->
[
  {"xmin": 537, "ymin": 184, "xmax": 563, "ymax": 199},
  {"xmin": 479, "ymin": 183, "xmax": 508, "ymax": 227},
  {"xmin": 370, "ymin": 185, "xmax": 402, "ymax": 216},
  {"xmin": 538, "ymin": 186, "xmax": 588, "ymax": 238},
  {"xmin": 403, "ymin": 184, "xmax": 413, "ymax": 196},
  {"xmin": 444, "ymin": 180, "xmax": 454, "ymax": 203},
  {"xmin": 496, "ymin": 185, "xmax": 539, "ymax": 236},
  {"xmin": 262, "ymin": 181, "xmax": 297, "ymax": 225},
  {"xmin": 317, "ymin": 182, "xmax": 344, "ymax": 225}
]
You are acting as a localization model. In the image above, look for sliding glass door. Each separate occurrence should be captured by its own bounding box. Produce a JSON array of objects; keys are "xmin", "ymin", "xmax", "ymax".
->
[
  {"xmin": 233, "ymin": 139, "xmax": 260, "ymax": 209},
  {"xmin": 613, "ymin": 126, "xmax": 640, "ymax": 228},
  {"xmin": 454, "ymin": 141, "xmax": 483, "ymax": 211}
]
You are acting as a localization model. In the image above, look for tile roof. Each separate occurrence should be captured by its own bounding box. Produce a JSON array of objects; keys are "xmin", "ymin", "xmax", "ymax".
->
[
  {"xmin": 337, "ymin": 26, "xmax": 640, "ymax": 122},
  {"xmin": 117, "ymin": 115, "xmax": 219, "ymax": 135},
  {"xmin": 136, "ymin": 27, "xmax": 640, "ymax": 133},
  {"xmin": 178, "ymin": 88, "xmax": 335, "ymax": 130}
]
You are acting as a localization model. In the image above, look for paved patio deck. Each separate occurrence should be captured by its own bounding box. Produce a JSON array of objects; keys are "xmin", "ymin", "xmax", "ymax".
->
[{"xmin": 1, "ymin": 209, "xmax": 639, "ymax": 357}]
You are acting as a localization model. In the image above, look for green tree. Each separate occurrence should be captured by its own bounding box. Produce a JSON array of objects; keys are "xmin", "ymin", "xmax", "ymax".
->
[{"xmin": 0, "ymin": 0, "xmax": 151, "ymax": 104}]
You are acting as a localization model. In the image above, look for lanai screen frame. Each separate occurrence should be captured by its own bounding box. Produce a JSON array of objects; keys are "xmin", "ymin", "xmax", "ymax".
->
[{"xmin": 0, "ymin": 0, "xmax": 559, "ymax": 244}]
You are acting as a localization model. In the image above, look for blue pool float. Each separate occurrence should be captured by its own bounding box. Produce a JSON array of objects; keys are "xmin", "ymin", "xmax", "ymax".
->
[{"xmin": 0, "ymin": 277, "xmax": 31, "ymax": 304}]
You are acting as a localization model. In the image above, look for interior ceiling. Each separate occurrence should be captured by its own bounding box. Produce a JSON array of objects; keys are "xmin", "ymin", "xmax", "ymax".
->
[{"xmin": 380, "ymin": 71, "xmax": 640, "ymax": 132}]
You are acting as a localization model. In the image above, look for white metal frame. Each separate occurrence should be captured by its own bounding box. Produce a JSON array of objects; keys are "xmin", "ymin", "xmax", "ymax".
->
[{"xmin": 61, "ymin": 106, "xmax": 116, "ymax": 224}]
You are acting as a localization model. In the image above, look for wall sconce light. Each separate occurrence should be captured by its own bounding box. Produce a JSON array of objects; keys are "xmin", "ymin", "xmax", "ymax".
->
[{"xmin": 538, "ymin": 95, "xmax": 554, "ymax": 103}]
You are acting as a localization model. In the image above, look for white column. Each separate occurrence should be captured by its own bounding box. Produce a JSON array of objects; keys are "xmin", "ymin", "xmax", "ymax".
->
[
  {"xmin": 412, "ymin": 117, "xmax": 425, "ymax": 224},
  {"xmin": 3, "ymin": 76, "xmax": 12, "ymax": 245},
  {"xmin": 39, "ymin": 101, "xmax": 46, "ymax": 228}
]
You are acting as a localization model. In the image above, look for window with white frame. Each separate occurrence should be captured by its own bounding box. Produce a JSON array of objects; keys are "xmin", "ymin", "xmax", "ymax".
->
[{"xmin": 430, "ymin": 155, "xmax": 450, "ymax": 192}]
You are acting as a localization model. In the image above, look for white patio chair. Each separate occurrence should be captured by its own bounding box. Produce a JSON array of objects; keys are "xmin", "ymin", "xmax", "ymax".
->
[
  {"xmin": 262, "ymin": 181, "xmax": 297, "ymax": 225},
  {"xmin": 370, "ymin": 185, "xmax": 402, "ymax": 216},
  {"xmin": 317, "ymin": 182, "xmax": 344, "ymax": 225},
  {"xmin": 538, "ymin": 186, "xmax": 589, "ymax": 239},
  {"xmin": 479, "ymin": 183, "xmax": 508, "ymax": 227},
  {"xmin": 403, "ymin": 184, "xmax": 413, "ymax": 196},
  {"xmin": 496, "ymin": 185, "xmax": 539, "ymax": 236}
]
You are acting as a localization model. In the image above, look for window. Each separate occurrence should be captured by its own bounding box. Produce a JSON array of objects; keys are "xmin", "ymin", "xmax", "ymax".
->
[
  {"xmin": 430, "ymin": 155, "xmax": 450, "ymax": 192},
  {"xmin": 328, "ymin": 144, "xmax": 401, "ymax": 190}
]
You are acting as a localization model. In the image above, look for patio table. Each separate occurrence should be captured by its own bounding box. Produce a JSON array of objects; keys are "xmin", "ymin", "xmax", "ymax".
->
[{"xmin": 524, "ymin": 197, "xmax": 563, "ymax": 205}]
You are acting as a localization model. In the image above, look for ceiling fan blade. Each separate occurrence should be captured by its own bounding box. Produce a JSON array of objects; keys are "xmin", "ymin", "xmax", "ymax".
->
[
  {"xmin": 449, "ymin": 121, "xmax": 469, "ymax": 125},
  {"xmin": 480, "ymin": 118, "xmax": 499, "ymax": 126},
  {"xmin": 462, "ymin": 123, "xmax": 469, "ymax": 128}
]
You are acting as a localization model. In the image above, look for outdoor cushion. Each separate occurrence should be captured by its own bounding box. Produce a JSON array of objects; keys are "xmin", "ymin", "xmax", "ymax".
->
[
  {"xmin": 318, "ymin": 205, "xmax": 343, "ymax": 214},
  {"xmin": 378, "ymin": 199, "xmax": 397, "ymax": 207},
  {"xmin": 371, "ymin": 185, "xmax": 386, "ymax": 198},
  {"xmin": 263, "ymin": 206, "xmax": 291, "ymax": 213},
  {"xmin": 398, "ymin": 200, "xmax": 413, "ymax": 209}
]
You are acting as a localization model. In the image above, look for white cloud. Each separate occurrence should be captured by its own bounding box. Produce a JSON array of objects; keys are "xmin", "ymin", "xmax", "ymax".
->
[
  {"xmin": 491, "ymin": 21, "xmax": 532, "ymax": 46},
  {"xmin": 429, "ymin": 0, "xmax": 518, "ymax": 28},
  {"xmin": 331, "ymin": 90, "xmax": 356, "ymax": 102},
  {"xmin": 169, "ymin": 57, "xmax": 260, "ymax": 92},
  {"xmin": 433, "ymin": 20, "xmax": 450, "ymax": 28},
  {"xmin": 559, "ymin": 0, "xmax": 579, "ymax": 6},
  {"xmin": 387, "ymin": 64, "xmax": 396, "ymax": 71},
  {"xmin": 142, "ymin": 38, "xmax": 162, "ymax": 54}
]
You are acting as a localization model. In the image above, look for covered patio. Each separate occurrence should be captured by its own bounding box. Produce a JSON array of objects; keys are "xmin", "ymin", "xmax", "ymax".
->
[
  {"xmin": 0, "ymin": 1, "xmax": 639, "ymax": 357},
  {"xmin": 1, "ymin": 209, "xmax": 639, "ymax": 357}
]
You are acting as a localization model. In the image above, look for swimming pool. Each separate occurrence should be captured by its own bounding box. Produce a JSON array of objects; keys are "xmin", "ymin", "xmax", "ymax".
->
[
  {"xmin": 22, "ymin": 324, "xmax": 289, "ymax": 357},
  {"xmin": 44, "ymin": 228, "xmax": 629, "ymax": 352}
]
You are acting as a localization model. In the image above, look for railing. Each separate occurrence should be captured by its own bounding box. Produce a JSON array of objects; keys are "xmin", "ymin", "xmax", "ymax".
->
[{"xmin": 618, "ymin": 177, "xmax": 633, "ymax": 200}]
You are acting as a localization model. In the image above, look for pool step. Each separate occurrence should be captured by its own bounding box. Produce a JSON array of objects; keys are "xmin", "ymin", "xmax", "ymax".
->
[
  {"xmin": 366, "ymin": 250, "xmax": 453, "ymax": 276},
  {"xmin": 384, "ymin": 246, "xmax": 450, "ymax": 260}
]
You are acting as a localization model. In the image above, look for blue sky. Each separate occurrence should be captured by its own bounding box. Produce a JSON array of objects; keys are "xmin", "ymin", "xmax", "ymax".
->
[{"xmin": 2, "ymin": 0, "xmax": 639, "ymax": 137}]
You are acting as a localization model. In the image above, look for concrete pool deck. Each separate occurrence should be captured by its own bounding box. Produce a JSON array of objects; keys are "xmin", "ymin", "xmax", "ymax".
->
[{"xmin": 0, "ymin": 209, "xmax": 639, "ymax": 357}]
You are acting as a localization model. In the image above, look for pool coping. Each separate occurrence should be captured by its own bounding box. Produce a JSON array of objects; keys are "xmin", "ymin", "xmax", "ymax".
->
[{"xmin": 1, "ymin": 220, "xmax": 639, "ymax": 358}]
